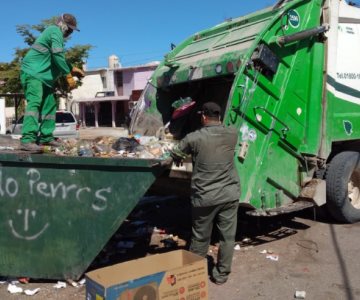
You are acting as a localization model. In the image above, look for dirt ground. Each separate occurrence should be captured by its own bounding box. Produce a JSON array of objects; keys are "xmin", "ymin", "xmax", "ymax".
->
[{"xmin": 1, "ymin": 195, "xmax": 360, "ymax": 300}]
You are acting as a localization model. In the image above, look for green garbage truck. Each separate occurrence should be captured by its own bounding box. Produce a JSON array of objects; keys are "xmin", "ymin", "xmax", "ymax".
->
[
  {"xmin": 1, "ymin": 0, "xmax": 360, "ymax": 280},
  {"xmin": 130, "ymin": 0, "xmax": 360, "ymax": 223}
]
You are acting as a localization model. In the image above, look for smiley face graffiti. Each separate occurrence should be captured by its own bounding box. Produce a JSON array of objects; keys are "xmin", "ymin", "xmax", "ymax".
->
[{"xmin": 8, "ymin": 209, "xmax": 50, "ymax": 241}]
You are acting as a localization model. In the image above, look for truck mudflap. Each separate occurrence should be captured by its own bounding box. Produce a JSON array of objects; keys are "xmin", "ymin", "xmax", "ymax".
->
[{"xmin": 0, "ymin": 152, "xmax": 167, "ymax": 279}]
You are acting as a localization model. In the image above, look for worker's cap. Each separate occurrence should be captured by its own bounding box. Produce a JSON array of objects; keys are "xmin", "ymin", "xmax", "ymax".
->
[
  {"xmin": 198, "ymin": 102, "xmax": 221, "ymax": 117},
  {"xmin": 62, "ymin": 13, "xmax": 79, "ymax": 31}
]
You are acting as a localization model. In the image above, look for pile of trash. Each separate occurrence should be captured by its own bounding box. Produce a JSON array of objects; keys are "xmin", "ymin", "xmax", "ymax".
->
[
  {"xmin": 47, "ymin": 135, "xmax": 175, "ymax": 159},
  {"xmin": 0, "ymin": 133, "xmax": 177, "ymax": 159}
]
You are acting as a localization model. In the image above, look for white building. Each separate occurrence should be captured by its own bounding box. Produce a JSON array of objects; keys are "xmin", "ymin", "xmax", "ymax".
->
[{"xmin": 69, "ymin": 56, "xmax": 159, "ymax": 128}]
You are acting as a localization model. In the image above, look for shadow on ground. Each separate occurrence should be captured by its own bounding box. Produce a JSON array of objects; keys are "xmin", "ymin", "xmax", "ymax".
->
[{"xmin": 85, "ymin": 195, "xmax": 315, "ymax": 274}]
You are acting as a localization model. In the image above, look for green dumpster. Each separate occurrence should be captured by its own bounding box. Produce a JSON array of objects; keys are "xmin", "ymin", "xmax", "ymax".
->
[{"xmin": 0, "ymin": 152, "xmax": 166, "ymax": 279}]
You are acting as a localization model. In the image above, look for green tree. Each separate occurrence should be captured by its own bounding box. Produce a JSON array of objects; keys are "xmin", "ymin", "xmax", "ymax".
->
[{"xmin": 0, "ymin": 16, "xmax": 92, "ymax": 102}]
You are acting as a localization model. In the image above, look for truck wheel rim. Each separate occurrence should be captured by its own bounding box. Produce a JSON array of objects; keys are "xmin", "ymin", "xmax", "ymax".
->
[{"xmin": 348, "ymin": 170, "xmax": 360, "ymax": 209}]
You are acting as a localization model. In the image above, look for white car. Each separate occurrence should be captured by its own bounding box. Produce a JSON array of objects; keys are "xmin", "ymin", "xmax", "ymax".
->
[{"xmin": 6, "ymin": 110, "xmax": 80, "ymax": 139}]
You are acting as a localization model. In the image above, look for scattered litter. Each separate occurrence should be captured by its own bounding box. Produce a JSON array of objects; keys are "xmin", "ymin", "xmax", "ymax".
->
[
  {"xmin": 266, "ymin": 254, "xmax": 279, "ymax": 261},
  {"xmin": 0, "ymin": 146, "xmax": 15, "ymax": 151},
  {"xmin": 7, "ymin": 283, "xmax": 23, "ymax": 294},
  {"xmin": 260, "ymin": 249, "xmax": 274, "ymax": 254},
  {"xmin": 242, "ymin": 246, "xmax": 254, "ymax": 251},
  {"xmin": 67, "ymin": 279, "xmax": 78, "ymax": 287},
  {"xmin": 78, "ymin": 278, "xmax": 86, "ymax": 286},
  {"xmin": 234, "ymin": 244, "xmax": 241, "ymax": 250},
  {"xmin": 161, "ymin": 234, "xmax": 179, "ymax": 248},
  {"xmin": 242, "ymin": 237, "xmax": 251, "ymax": 242},
  {"xmin": 295, "ymin": 290, "xmax": 306, "ymax": 299},
  {"xmin": 24, "ymin": 288, "xmax": 40, "ymax": 296},
  {"xmin": 18, "ymin": 277, "xmax": 30, "ymax": 284},
  {"xmin": 53, "ymin": 281, "xmax": 67, "ymax": 289}
]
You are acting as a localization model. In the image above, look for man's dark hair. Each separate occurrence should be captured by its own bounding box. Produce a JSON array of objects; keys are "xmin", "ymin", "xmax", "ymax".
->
[{"xmin": 200, "ymin": 102, "xmax": 221, "ymax": 118}]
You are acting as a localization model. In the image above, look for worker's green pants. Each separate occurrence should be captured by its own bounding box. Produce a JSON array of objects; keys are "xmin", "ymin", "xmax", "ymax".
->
[
  {"xmin": 190, "ymin": 201, "xmax": 239, "ymax": 282},
  {"xmin": 20, "ymin": 72, "xmax": 56, "ymax": 144}
]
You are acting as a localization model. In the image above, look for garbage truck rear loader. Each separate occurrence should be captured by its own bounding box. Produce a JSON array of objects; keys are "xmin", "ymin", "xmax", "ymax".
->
[{"xmin": 130, "ymin": 0, "xmax": 360, "ymax": 223}]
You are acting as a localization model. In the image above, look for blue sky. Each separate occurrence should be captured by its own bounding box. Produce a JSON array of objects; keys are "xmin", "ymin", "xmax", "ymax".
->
[{"xmin": 1, "ymin": 0, "xmax": 358, "ymax": 69}]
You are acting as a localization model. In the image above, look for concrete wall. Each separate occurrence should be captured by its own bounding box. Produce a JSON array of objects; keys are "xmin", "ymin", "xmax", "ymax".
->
[
  {"xmin": 122, "ymin": 69, "xmax": 154, "ymax": 97},
  {"xmin": 5, "ymin": 107, "xmax": 15, "ymax": 118},
  {"xmin": 133, "ymin": 70, "xmax": 153, "ymax": 90},
  {"xmin": 71, "ymin": 73, "xmax": 104, "ymax": 99},
  {"xmin": 123, "ymin": 71, "xmax": 135, "ymax": 97}
]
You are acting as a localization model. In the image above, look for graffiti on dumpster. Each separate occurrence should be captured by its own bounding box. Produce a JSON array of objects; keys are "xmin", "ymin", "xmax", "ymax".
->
[
  {"xmin": 9, "ymin": 209, "xmax": 50, "ymax": 241},
  {"xmin": 26, "ymin": 169, "xmax": 111, "ymax": 210},
  {"xmin": 0, "ymin": 168, "xmax": 112, "ymax": 240}
]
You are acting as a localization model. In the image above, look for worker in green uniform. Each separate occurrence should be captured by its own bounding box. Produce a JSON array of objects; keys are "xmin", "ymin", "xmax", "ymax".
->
[
  {"xmin": 20, "ymin": 13, "xmax": 84, "ymax": 152},
  {"xmin": 171, "ymin": 102, "xmax": 240, "ymax": 285}
]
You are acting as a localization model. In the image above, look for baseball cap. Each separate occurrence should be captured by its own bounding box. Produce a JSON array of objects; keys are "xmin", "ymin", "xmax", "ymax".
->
[
  {"xmin": 62, "ymin": 13, "xmax": 79, "ymax": 31},
  {"xmin": 198, "ymin": 102, "xmax": 221, "ymax": 117}
]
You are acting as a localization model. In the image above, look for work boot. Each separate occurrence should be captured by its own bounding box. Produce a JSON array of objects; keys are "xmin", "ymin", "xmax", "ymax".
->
[
  {"xmin": 40, "ymin": 140, "xmax": 62, "ymax": 147},
  {"xmin": 20, "ymin": 142, "xmax": 43, "ymax": 153},
  {"xmin": 210, "ymin": 266, "xmax": 228, "ymax": 285}
]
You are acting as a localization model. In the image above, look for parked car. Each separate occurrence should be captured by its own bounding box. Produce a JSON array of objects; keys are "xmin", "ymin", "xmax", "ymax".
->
[{"xmin": 6, "ymin": 110, "xmax": 80, "ymax": 139}]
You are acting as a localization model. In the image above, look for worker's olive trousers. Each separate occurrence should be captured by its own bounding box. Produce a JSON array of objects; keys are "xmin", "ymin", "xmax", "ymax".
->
[
  {"xmin": 20, "ymin": 72, "xmax": 56, "ymax": 144},
  {"xmin": 190, "ymin": 200, "xmax": 239, "ymax": 282}
]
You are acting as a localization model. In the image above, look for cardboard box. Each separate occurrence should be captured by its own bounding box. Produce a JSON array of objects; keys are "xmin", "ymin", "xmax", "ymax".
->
[{"xmin": 85, "ymin": 249, "xmax": 209, "ymax": 300}]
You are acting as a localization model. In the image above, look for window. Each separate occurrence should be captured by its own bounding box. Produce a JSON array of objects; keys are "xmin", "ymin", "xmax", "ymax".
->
[{"xmin": 56, "ymin": 112, "xmax": 76, "ymax": 123}]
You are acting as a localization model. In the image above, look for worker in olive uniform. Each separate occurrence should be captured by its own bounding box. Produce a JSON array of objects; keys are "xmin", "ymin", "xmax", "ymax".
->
[
  {"xmin": 20, "ymin": 13, "xmax": 84, "ymax": 152},
  {"xmin": 171, "ymin": 102, "xmax": 240, "ymax": 285}
]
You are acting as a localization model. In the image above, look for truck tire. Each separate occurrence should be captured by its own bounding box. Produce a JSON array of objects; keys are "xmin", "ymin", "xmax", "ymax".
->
[{"xmin": 326, "ymin": 151, "xmax": 360, "ymax": 223}]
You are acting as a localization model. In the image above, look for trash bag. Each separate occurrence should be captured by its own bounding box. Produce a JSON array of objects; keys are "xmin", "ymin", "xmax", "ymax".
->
[{"xmin": 112, "ymin": 137, "xmax": 142, "ymax": 152}]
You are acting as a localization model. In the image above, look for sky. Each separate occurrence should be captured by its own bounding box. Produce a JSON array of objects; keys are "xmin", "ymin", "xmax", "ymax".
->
[{"xmin": 1, "ymin": 0, "xmax": 359, "ymax": 70}]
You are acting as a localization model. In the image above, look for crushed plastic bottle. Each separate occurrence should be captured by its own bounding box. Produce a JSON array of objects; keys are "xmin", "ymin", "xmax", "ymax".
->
[{"xmin": 77, "ymin": 140, "xmax": 93, "ymax": 157}]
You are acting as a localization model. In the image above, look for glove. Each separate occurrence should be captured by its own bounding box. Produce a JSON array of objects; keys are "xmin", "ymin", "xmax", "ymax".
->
[
  {"xmin": 170, "ymin": 152, "xmax": 183, "ymax": 167},
  {"xmin": 66, "ymin": 74, "xmax": 77, "ymax": 90},
  {"xmin": 71, "ymin": 66, "xmax": 85, "ymax": 78}
]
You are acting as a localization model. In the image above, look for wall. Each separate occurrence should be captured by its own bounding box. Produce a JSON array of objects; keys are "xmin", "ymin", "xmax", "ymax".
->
[
  {"xmin": 122, "ymin": 68, "xmax": 154, "ymax": 97},
  {"xmin": 133, "ymin": 69, "xmax": 153, "ymax": 90},
  {"xmin": 122, "ymin": 70, "xmax": 135, "ymax": 97},
  {"xmin": 71, "ymin": 73, "xmax": 104, "ymax": 99},
  {"xmin": 5, "ymin": 107, "xmax": 15, "ymax": 119}
]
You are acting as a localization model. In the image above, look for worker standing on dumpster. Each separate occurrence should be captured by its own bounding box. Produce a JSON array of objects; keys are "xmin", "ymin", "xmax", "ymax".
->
[
  {"xmin": 171, "ymin": 101, "xmax": 240, "ymax": 285},
  {"xmin": 20, "ymin": 13, "xmax": 84, "ymax": 152}
]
